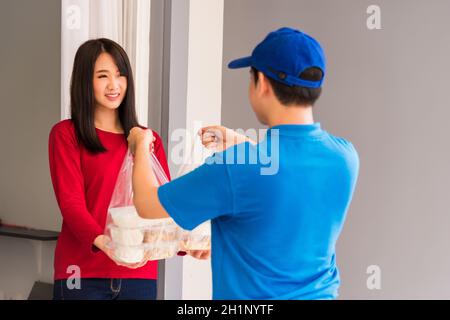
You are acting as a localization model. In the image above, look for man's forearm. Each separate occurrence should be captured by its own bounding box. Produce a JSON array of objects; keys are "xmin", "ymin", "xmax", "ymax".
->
[
  {"xmin": 225, "ymin": 131, "xmax": 257, "ymax": 149},
  {"xmin": 132, "ymin": 142, "xmax": 159, "ymax": 217}
]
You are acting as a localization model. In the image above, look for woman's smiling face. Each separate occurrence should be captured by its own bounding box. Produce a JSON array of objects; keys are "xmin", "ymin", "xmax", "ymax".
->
[{"xmin": 93, "ymin": 52, "xmax": 127, "ymax": 111}]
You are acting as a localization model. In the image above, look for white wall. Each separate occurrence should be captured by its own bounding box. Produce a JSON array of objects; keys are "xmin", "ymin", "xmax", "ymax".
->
[
  {"xmin": 182, "ymin": 0, "xmax": 223, "ymax": 300},
  {"xmin": 164, "ymin": 0, "xmax": 224, "ymax": 300}
]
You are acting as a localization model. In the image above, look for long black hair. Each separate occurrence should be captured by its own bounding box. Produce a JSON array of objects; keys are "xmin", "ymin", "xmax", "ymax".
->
[{"xmin": 70, "ymin": 38, "xmax": 140, "ymax": 153}]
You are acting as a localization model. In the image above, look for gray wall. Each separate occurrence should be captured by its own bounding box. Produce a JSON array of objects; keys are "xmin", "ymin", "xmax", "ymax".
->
[
  {"xmin": 0, "ymin": 0, "xmax": 61, "ymax": 231},
  {"xmin": 0, "ymin": 0, "xmax": 61, "ymax": 298},
  {"xmin": 222, "ymin": 0, "xmax": 450, "ymax": 299}
]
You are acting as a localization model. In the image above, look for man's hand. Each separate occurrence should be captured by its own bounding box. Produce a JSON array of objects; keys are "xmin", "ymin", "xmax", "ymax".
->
[
  {"xmin": 127, "ymin": 127, "xmax": 155, "ymax": 155},
  {"xmin": 187, "ymin": 250, "xmax": 211, "ymax": 260},
  {"xmin": 198, "ymin": 126, "xmax": 256, "ymax": 151}
]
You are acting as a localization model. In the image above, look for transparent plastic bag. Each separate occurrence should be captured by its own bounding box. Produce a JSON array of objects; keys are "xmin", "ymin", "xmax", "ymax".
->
[
  {"xmin": 150, "ymin": 152, "xmax": 170, "ymax": 185},
  {"xmin": 180, "ymin": 221, "xmax": 211, "ymax": 251},
  {"xmin": 104, "ymin": 149, "xmax": 182, "ymax": 265},
  {"xmin": 176, "ymin": 134, "xmax": 213, "ymax": 252},
  {"xmin": 105, "ymin": 132, "xmax": 214, "ymax": 266}
]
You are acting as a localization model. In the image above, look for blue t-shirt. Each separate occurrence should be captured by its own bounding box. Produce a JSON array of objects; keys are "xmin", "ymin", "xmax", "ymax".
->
[{"xmin": 158, "ymin": 123, "xmax": 359, "ymax": 299}]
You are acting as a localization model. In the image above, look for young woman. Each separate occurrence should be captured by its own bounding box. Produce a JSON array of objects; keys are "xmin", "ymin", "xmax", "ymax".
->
[{"xmin": 48, "ymin": 38, "xmax": 170, "ymax": 300}]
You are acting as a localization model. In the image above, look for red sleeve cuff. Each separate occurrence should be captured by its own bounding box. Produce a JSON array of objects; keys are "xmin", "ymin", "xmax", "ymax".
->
[{"xmin": 88, "ymin": 229, "xmax": 104, "ymax": 254}]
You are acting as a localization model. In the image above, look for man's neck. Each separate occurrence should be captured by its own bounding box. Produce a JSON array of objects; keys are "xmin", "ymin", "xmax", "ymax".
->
[{"xmin": 266, "ymin": 104, "xmax": 314, "ymax": 127}]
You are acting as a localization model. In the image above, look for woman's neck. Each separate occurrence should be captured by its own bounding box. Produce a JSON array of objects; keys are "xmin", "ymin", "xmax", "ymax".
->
[{"xmin": 94, "ymin": 106, "xmax": 123, "ymax": 133}]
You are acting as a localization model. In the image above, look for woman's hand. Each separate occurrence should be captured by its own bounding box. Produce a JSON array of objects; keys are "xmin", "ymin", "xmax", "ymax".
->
[
  {"xmin": 93, "ymin": 235, "xmax": 148, "ymax": 269},
  {"xmin": 93, "ymin": 234, "xmax": 116, "ymax": 261},
  {"xmin": 118, "ymin": 259, "xmax": 149, "ymax": 269},
  {"xmin": 187, "ymin": 250, "xmax": 211, "ymax": 260},
  {"xmin": 127, "ymin": 127, "xmax": 155, "ymax": 155}
]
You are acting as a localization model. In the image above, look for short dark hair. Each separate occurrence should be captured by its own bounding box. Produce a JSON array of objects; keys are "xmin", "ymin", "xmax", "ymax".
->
[
  {"xmin": 251, "ymin": 66, "xmax": 323, "ymax": 106},
  {"xmin": 70, "ymin": 38, "xmax": 140, "ymax": 153}
]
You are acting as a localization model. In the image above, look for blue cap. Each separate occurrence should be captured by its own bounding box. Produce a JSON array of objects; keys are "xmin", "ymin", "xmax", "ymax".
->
[{"xmin": 228, "ymin": 27, "xmax": 326, "ymax": 88}]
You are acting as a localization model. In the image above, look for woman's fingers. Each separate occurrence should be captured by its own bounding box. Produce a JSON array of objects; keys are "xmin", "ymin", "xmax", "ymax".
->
[
  {"xmin": 116, "ymin": 260, "xmax": 148, "ymax": 269},
  {"xmin": 128, "ymin": 127, "xmax": 154, "ymax": 146},
  {"xmin": 128, "ymin": 127, "xmax": 157, "ymax": 155}
]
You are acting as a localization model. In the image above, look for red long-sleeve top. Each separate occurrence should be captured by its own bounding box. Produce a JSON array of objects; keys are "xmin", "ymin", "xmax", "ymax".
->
[{"xmin": 48, "ymin": 119, "xmax": 171, "ymax": 280}]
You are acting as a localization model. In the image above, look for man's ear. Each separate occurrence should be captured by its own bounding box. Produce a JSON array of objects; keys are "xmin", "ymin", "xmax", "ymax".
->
[{"xmin": 257, "ymin": 72, "xmax": 271, "ymax": 97}]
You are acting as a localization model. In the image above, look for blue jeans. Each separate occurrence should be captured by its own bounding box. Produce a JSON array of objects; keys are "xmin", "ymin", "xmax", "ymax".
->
[{"xmin": 53, "ymin": 278, "xmax": 157, "ymax": 300}]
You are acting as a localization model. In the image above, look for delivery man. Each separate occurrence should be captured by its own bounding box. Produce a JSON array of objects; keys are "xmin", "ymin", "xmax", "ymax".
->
[{"xmin": 127, "ymin": 27, "xmax": 360, "ymax": 299}]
